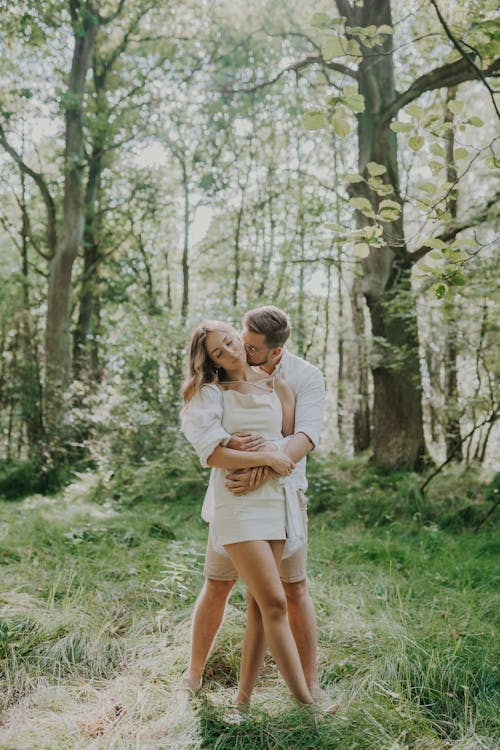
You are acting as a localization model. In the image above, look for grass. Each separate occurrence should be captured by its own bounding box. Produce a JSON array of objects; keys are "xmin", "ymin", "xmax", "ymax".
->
[{"xmin": 0, "ymin": 456, "xmax": 498, "ymax": 749}]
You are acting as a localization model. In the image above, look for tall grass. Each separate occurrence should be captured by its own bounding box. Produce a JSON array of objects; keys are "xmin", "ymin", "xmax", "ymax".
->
[{"xmin": 0, "ymin": 457, "xmax": 498, "ymax": 749}]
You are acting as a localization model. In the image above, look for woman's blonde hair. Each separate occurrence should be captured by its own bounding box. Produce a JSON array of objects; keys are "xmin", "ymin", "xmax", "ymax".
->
[{"xmin": 181, "ymin": 320, "xmax": 239, "ymax": 404}]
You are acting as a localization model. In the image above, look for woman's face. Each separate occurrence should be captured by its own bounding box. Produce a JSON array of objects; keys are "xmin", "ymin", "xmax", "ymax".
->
[{"xmin": 204, "ymin": 328, "xmax": 245, "ymax": 370}]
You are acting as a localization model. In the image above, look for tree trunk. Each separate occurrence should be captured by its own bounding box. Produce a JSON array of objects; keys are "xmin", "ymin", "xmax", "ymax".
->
[
  {"xmin": 342, "ymin": 0, "xmax": 426, "ymax": 468},
  {"xmin": 19, "ymin": 169, "xmax": 44, "ymax": 455},
  {"xmin": 73, "ymin": 163, "xmax": 101, "ymax": 380},
  {"xmin": 44, "ymin": 10, "xmax": 98, "ymax": 438},
  {"xmin": 350, "ymin": 274, "xmax": 371, "ymax": 452},
  {"xmin": 180, "ymin": 159, "xmax": 190, "ymax": 325},
  {"xmin": 442, "ymin": 87, "xmax": 462, "ymax": 460}
]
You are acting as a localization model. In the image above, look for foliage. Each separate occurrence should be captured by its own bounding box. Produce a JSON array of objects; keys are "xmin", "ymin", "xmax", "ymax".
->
[
  {"xmin": 306, "ymin": 453, "xmax": 498, "ymax": 531},
  {"xmin": 0, "ymin": 456, "xmax": 497, "ymax": 748}
]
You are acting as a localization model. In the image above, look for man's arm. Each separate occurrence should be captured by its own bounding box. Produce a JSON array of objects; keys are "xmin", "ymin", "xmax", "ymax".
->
[
  {"xmin": 224, "ymin": 433, "xmax": 313, "ymax": 495},
  {"xmin": 226, "ymin": 363, "xmax": 324, "ymax": 495},
  {"xmin": 281, "ymin": 432, "xmax": 314, "ymax": 463}
]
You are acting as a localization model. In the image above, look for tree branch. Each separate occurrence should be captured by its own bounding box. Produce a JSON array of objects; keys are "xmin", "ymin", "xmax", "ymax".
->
[
  {"xmin": 13, "ymin": 194, "xmax": 52, "ymax": 261},
  {"xmin": 430, "ymin": 0, "xmax": 500, "ymax": 120},
  {"xmin": 100, "ymin": 0, "xmax": 126, "ymax": 25},
  {"xmin": 219, "ymin": 55, "xmax": 357, "ymax": 94},
  {"xmin": 420, "ymin": 410, "xmax": 499, "ymax": 493},
  {"xmin": 382, "ymin": 57, "xmax": 500, "ymax": 123},
  {"xmin": 0, "ymin": 124, "xmax": 57, "ymax": 256},
  {"xmin": 411, "ymin": 191, "xmax": 500, "ymax": 263}
]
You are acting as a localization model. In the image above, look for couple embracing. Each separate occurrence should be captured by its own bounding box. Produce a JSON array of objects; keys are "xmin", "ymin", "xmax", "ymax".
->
[{"xmin": 181, "ymin": 305, "xmax": 325, "ymax": 711}]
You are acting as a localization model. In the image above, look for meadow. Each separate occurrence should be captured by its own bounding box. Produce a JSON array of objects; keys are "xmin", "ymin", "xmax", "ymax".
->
[{"xmin": 0, "ymin": 454, "xmax": 498, "ymax": 749}]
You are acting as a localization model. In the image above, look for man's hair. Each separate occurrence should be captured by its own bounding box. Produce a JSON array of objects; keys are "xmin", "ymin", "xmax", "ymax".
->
[{"xmin": 243, "ymin": 305, "xmax": 291, "ymax": 348}]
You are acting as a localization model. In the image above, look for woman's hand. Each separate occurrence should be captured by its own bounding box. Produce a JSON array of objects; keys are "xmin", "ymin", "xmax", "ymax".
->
[
  {"xmin": 265, "ymin": 452, "xmax": 295, "ymax": 476},
  {"xmin": 227, "ymin": 432, "xmax": 265, "ymax": 451}
]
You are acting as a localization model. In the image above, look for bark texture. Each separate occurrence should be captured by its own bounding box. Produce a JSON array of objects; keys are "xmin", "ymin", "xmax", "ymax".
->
[{"xmin": 45, "ymin": 6, "xmax": 98, "ymax": 436}]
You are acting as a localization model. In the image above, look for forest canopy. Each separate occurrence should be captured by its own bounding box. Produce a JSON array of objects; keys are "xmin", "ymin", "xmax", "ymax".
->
[{"xmin": 0, "ymin": 0, "xmax": 498, "ymax": 485}]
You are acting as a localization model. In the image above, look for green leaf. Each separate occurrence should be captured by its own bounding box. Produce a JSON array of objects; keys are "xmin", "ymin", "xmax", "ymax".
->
[
  {"xmin": 390, "ymin": 121, "xmax": 413, "ymax": 133},
  {"xmin": 377, "ymin": 24, "xmax": 393, "ymax": 34},
  {"xmin": 467, "ymin": 116, "xmax": 484, "ymax": 127},
  {"xmin": 408, "ymin": 135, "xmax": 424, "ymax": 152},
  {"xmin": 430, "ymin": 143, "xmax": 445, "ymax": 157},
  {"xmin": 350, "ymin": 197, "xmax": 372, "ymax": 212},
  {"xmin": 426, "ymin": 238, "xmax": 447, "ymax": 249},
  {"xmin": 367, "ymin": 161, "xmax": 387, "ymax": 176},
  {"xmin": 429, "ymin": 160, "xmax": 442, "ymax": 174},
  {"xmin": 417, "ymin": 199, "xmax": 432, "ymax": 210},
  {"xmin": 419, "ymin": 182, "xmax": 437, "ymax": 195},
  {"xmin": 311, "ymin": 12, "xmax": 334, "ymax": 28},
  {"xmin": 379, "ymin": 208, "xmax": 400, "ymax": 222},
  {"xmin": 448, "ymin": 99, "xmax": 464, "ymax": 115},
  {"xmin": 379, "ymin": 199, "xmax": 400, "ymax": 211},
  {"xmin": 428, "ymin": 251, "xmax": 444, "ymax": 260},
  {"xmin": 419, "ymin": 264, "xmax": 438, "ymax": 274},
  {"xmin": 322, "ymin": 36, "xmax": 344, "ymax": 60},
  {"xmin": 374, "ymin": 184, "xmax": 394, "ymax": 196},
  {"xmin": 303, "ymin": 111, "xmax": 326, "ymax": 130},
  {"xmin": 406, "ymin": 104, "xmax": 425, "ymax": 119},
  {"xmin": 333, "ymin": 116, "xmax": 350, "ymax": 137},
  {"xmin": 354, "ymin": 243, "xmax": 370, "ymax": 258},
  {"xmin": 344, "ymin": 93, "xmax": 365, "ymax": 112},
  {"xmin": 454, "ymin": 147, "xmax": 468, "ymax": 160},
  {"xmin": 433, "ymin": 283, "xmax": 447, "ymax": 299},
  {"xmin": 346, "ymin": 38, "xmax": 362, "ymax": 56},
  {"xmin": 435, "ymin": 210, "xmax": 452, "ymax": 222},
  {"xmin": 346, "ymin": 172, "xmax": 364, "ymax": 183},
  {"xmin": 449, "ymin": 272, "xmax": 466, "ymax": 286}
]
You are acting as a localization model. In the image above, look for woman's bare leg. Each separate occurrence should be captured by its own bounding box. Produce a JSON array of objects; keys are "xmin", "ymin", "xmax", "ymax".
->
[
  {"xmin": 236, "ymin": 591, "xmax": 266, "ymax": 707},
  {"xmin": 224, "ymin": 539, "xmax": 313, "ymax": 705}
]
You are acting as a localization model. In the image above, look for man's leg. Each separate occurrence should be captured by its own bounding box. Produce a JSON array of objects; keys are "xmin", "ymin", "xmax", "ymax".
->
[
  {"xmin": 282, "ymin": 578, "xmax": 319, "ymax": 695},
  {"xmin": 278, "ymin": 493, "xmax": 319, "ymax": 695},
  {"xmin": 186, "ymin": 577, "xmax": 234, "ymax": 690}
]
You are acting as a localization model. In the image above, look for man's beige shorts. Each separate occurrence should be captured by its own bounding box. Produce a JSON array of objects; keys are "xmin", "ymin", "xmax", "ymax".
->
[{"xmin": 203, "ymin": 490, "xmax": 309, "ymax": 584}]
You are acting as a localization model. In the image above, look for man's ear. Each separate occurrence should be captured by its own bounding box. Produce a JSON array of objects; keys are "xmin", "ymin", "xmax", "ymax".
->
[{"xmin": 270, "ymin": 346, "xmax": 283, "ymax": 360}]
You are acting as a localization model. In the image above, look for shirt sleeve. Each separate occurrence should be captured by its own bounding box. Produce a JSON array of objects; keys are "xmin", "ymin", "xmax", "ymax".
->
[
  {"xmin": 180, "ymin": 385, "xmax": 230, "ymax": 467},
  {"xmin": 293, "ymin": 367, "xmax": 325, "ymax": 448}
]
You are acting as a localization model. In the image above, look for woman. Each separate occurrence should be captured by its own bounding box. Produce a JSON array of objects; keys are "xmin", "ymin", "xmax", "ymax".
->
[{"xmin": 181, "ymin": 320, "xmax": 314, "ymax": 709}]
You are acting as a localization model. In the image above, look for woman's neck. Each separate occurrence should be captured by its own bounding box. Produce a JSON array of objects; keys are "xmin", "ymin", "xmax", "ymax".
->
[{"xmin": 222, "ymin": 362, "xmax": 254, "ymax": 382}]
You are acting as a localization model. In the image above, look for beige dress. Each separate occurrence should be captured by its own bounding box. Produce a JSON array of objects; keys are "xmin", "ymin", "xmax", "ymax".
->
[{"xmin": 211, "ymin": 382, "xmax": 287, "ymax": 546}]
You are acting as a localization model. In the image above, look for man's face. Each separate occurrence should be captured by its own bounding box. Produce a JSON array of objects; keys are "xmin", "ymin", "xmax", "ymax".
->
[{"xmin": 242, "ymin": 328, "xmax": 276, "ymax": 367}]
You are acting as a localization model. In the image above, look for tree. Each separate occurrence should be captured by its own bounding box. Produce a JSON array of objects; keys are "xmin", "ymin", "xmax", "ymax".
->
[{"xmin": 298, "ymin": 0, "xmax": 499, "ymax": 468}]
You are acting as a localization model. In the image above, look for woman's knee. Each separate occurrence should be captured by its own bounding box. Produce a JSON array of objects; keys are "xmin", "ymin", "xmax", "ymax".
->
[{"xmin": 260, "ymin": 591, "xmax": 288, "ymax": 621}]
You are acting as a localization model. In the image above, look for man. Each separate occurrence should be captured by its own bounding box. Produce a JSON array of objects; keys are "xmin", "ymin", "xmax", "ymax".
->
[{"xmin": 183, "ymin": 306, "xmax": 325, "ymax": 700}]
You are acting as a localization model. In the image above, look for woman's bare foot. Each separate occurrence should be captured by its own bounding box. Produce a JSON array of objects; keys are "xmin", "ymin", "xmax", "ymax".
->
[{"xmin": 180, "ymin": 671, "xmax": 203, "ymax": 694}]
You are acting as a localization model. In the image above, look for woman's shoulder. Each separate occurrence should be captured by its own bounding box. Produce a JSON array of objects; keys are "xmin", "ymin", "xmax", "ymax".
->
[
  {"xmin": 185, "ymin": 383, "xmax": 223, "ymax": 410},
  {"xmin": 274, "ymin": 376, "xmax": 295, "ymax": 400}
]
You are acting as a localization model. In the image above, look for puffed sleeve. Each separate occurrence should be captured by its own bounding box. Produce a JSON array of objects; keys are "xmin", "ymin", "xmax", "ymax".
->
[{"xmin": 181, "ymin": 384, "xmax": 230, "ymax": 467}]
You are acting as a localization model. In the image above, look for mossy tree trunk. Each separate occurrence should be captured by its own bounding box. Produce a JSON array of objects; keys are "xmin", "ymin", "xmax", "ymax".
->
[
  {"xmin": 44, "ymin": 3, "xmax": 98, "ymax": 440},
  {"xmin": 339, "ymin": 0, "xmax": 426, "ymax": 467}
]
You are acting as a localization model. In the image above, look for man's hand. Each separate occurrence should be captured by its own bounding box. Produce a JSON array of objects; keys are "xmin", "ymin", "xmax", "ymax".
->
[
  {"xmin": 226, "ymin": 432, "xmax": 265, "ymax": 451},
  {"xmin": 225, "ymin": 466, "xmax": 274, "ymax": 495}
]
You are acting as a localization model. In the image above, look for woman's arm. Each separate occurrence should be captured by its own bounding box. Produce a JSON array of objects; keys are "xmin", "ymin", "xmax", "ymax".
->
[
  {"xmin": 275, "ymin": 378, "xmax": 295, "ymax": 436},
  {"xmin": 207, "ymin": 445, "xmax": 294, "ymax": 475}
]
